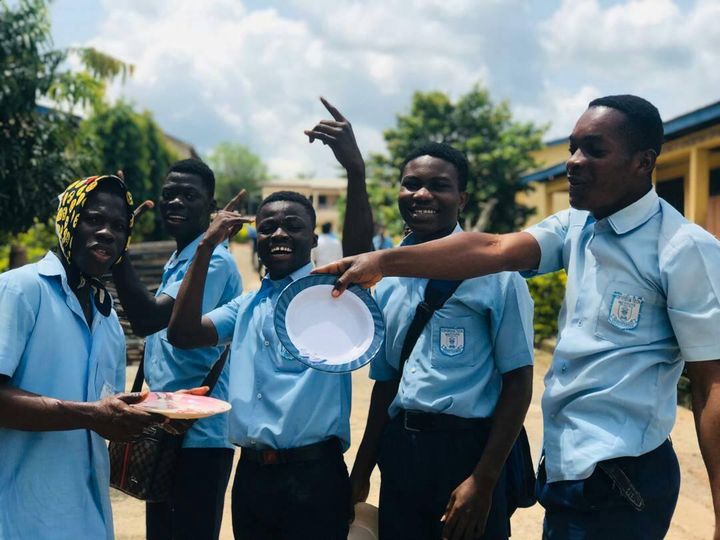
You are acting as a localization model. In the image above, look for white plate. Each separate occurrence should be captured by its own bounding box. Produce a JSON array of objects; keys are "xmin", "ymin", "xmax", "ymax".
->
[{"xmin": 274, "ymin": 274, "xmax": 385, "ymax": 373}]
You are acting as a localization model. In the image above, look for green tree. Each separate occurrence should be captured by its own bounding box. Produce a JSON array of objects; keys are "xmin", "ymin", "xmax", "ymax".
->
[
  {"xmin": 79, "ymin": 104, "xmax": 177, "ymax": 239},
  {"xmin": 0, "ymin": 0, "xmax": 131, "ymax": 243},
  {"xmin": 367, "ymin": 85, "xmax": 546, "ymax": 235},
  {"xmin": 206, "ymin": 142, "xmax": 268, "ymax": 208}
]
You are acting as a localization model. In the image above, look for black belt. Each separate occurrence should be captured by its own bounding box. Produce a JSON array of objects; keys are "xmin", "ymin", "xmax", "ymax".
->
[
  {"xmin": 398, "ymin": 409, "xmax": 490, "ymax": 432},
  {"xmin": 240, "ymin": 437, "xmax": 341, "ymax": 466}
]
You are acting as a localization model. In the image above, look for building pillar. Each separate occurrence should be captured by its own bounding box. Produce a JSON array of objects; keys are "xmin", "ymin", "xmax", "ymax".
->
[{"xmin": 685, "ymin": 148, "xmax": 710, "ymax": 227}]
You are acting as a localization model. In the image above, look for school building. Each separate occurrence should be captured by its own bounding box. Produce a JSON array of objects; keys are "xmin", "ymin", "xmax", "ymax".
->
[
  {"xmin": 261, "ymin": 177, "xmax": 347, "ymax": 232},
  {"xmin": 518, "ymin": 99, "xmax": 720, "ymax": 237}
]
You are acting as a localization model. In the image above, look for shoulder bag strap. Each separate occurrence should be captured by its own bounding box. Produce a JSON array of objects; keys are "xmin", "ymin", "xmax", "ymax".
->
[{"xmin": 397, "ymin": 279, "xmax": 463, "ymax": 379}]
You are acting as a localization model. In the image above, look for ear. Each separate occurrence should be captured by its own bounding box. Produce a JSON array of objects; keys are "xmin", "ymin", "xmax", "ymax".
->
[
  {"xmin": 458, "ymin": 191, "xmax": 469, "ymax": 213},
  {"xmin": 312, "ymin": 233, "xmax": 318, "ymax": 248},
  {"xmin": 636, "ymin": 149, "xmax": 657, "ymax": 178},
  {"xmin": 209, "ymin": 198, "xmax": 217, "ymax": 213}
]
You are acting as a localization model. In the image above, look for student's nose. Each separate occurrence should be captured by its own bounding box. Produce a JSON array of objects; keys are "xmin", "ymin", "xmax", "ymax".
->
[
  {"xmin": 566, "ymin": 148, "xmax": 584, "ymax": 174},
  {"xmin": 414, "ymin": 186, "xmax": 433, "ymax": 200}
]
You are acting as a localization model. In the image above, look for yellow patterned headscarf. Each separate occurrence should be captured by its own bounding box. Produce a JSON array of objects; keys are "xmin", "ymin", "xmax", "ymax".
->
[{"xmin": 55, "ymin": 175, "xmax": 134, "ymax": 316}]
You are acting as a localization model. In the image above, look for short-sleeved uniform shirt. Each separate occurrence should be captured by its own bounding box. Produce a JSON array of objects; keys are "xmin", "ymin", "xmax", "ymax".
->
[
  {"xmin": 206, "ymin": 263, "xmax": 352, "ymax": 450},
  {"xmin": 0, "ymin": 252, "xmax": 125, "ymax": 540},
  {"xmin": 371, "ymin": 225, "xmax": 535, "ymax": 419},
  {"xmin": 144, "ymin": 234, "xmax": 242, "ymax": 449},
  {"xmin": 524, "ymin": 189, "xmax": 720, "ymax": 482}
]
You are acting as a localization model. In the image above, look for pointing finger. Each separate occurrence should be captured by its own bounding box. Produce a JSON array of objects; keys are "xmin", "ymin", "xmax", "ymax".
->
[
  {"xmin": 224, "ymin": 189, "xmax": 248, "ymax": 212},
  {"xmin": 320, "ymin": 96, "xmax": 346, "ymax": 122},
  {"xmin": 133, "ymin": 200, "xmax": 155, "ymax": 220}
]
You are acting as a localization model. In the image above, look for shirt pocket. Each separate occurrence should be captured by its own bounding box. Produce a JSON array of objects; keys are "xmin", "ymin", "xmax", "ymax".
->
[
  {"xmin": 271, "ymin": 345, "xmax": 308, "ymax": 373},
  {"xmin": 430, "ymin": 316, "xmax": 478, "ymax": 368},
  {"xmin": 594, "ymin": 280, "xmax": 672, "ymax": 346}
]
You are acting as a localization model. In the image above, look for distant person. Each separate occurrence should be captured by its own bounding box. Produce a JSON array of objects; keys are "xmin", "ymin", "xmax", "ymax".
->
[
  {"xmin": 312, "ymin": 222, "xmax": 343, "ymax": 267},
  {"xmin": 372, "ymin": 224, "xmax": 394, "ymax": 250},
  {"xmin": 317, "ymin": 95, "xmax": 720, "ymax": 540},
  {"xmin": 112, "ymin": 159, "xmax": 243, "ymax": 540},
  {"xmin": 0, "ymin": 175, "xmax": 162, "ymax": 539}
]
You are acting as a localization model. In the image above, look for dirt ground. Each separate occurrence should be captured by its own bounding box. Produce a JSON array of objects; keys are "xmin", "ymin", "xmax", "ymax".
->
[{"xmin": 111, "ymin": 244, "xmax": 714, "ymax": 539}]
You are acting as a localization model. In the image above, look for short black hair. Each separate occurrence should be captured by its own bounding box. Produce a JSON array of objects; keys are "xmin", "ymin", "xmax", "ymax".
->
[
  {"xmin": 257, "ymin": 191, "xmax": 316, "ymax": 229},
  {"xmin": 321, "ymin": 222, "xmax": 332, "ymax": 234},
  {"xmin": 399, "ymin": 142, "xmax": 470, "ymax": 191},
  {"xmin": 588, "ymin": 95, "xmax": 664, "ymax": 156},
  {"xmin": 167, "ymin": 159, "xmax": 216, "ymax": 197}
]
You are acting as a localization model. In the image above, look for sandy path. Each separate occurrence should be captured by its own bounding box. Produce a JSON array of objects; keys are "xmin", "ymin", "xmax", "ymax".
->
[{"xmin": 111, "ymin": 244, "xmax": 714, "ymax": 539}]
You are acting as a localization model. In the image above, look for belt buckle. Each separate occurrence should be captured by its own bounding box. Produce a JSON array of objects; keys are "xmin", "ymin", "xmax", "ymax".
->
[
  {"xmin": 403, "ymin": 412, "xmax": 421, "ymax": 432},
  {"xmin": 261, "ymin": 449, "xmax": 279, "ymax": 465}
]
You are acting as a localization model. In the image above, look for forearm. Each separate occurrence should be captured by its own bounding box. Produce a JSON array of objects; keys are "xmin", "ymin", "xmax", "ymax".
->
[
  {"xmin": 377, "ymin": 231, "xmax": 538, "ymax": 280},
  {"xmin": 352, "ymin": 380, "xmax": 397, "ymax": 478},
  {"xmin": 342, "ymin": 164, "xmax": 374, "ymax": 256},
  {"xmin": 0, "ymin": 384, "xmax": 96, "ymax": 432},
  {"xmin": 689, "ymin": 361, "xmax": 720, "ymax": 521},
  {"xmin": 167, "ymin": 241, "xmax": 215, "ymax": 348},
  {"xmin": 112, "ymin": 257, "xmax": 172, "ymax": 335},
  {"xmin": 472, "ymin": 366, "xmax": 533, "ymax": 486}
]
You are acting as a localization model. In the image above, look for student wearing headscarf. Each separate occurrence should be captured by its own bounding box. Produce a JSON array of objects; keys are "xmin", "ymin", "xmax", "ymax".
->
[{"xmin": 0, "ymin": 175, "xmax": 163, "ymax": 540}]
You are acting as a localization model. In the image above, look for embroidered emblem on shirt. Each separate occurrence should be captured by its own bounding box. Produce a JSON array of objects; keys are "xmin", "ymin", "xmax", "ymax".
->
[
  {"xmin": 439, "ymin": 327, "xmax": 465, "ymax": 356},
  {"xmin": 608, "ymin": 292, "xmax": 643, "ymax": 330}
]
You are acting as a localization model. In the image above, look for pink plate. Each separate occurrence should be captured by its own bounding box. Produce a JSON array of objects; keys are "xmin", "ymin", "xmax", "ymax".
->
[{"xmin": 132, "ymin": 392, "xmax": 232, "ymax": 419}]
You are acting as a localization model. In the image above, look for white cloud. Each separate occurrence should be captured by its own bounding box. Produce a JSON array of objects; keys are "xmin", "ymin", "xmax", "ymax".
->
[{"xmin": 52, "ymin": 0, "xmax": 720, "ymax": 177}]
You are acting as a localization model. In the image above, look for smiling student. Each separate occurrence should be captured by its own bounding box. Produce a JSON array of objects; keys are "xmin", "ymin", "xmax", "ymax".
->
[
  {"xmin": 316, "ymin": 95, "xmax": 720, "ymax": 540},
  {"xmin": 335, "ymin": 142, "xmax": 534, "ymax": 540},
  {"xmin": 111, "ymin": 159, "xmax": 242, "ymax": 540},
  {"xmin": 167, "ymin": 191, "xmax": 353, "ymax": 539},
  {"xmin": 0, "ymin": 175, "xmax": 162, "ymax": 539}
]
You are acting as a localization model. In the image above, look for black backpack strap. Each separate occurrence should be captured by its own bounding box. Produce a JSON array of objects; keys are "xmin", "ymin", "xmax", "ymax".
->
[
  {"xmin": 131, "ymin": 356, "xmax": 145, "ymax": 393},
  {"xmin": 200, "ymin": 346, "xmax": 230, "ymax": 393},
  {"xmin": 397, "ymin": 279, "xmax": 463, "ymax": 378}
]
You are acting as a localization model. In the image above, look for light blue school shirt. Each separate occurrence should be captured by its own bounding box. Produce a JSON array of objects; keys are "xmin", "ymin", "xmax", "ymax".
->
[
  {"xmin": 0, "ymin": 252, "xmax": 125, "ymax": 540},
  {"xmin": 371, "ymin": 225, "xmax": 535, "ymax": 419},
  {"xmin": 144, "ymin": 234, "xmax": 242, "ymax": 449},
  {"xmin": 206, "ymin": 263, "xmax": 352, "ymax": 450},
  {"xmin": 524, "ymin": 189, "xmax": 720, "ymax": 482}
]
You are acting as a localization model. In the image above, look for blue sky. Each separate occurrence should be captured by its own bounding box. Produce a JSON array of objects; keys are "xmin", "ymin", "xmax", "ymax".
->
[{"xmin": 50, "ymin": 0, "xmax": 720, "ymax": 178}]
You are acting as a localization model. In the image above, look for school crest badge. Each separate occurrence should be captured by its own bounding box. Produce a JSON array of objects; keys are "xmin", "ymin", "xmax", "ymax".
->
[
  {"xmin": 440, "ymin": 327, "xmax": 465, "ymax": 356},
  {"xmin": 608, "ymin": 292, "xmax": 643, "ymax": 330}
]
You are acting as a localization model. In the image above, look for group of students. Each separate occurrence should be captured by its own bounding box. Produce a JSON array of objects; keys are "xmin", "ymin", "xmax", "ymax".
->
[{"xmin": 0, "ymin": 92, "xmax": 718, "ymax": 540}]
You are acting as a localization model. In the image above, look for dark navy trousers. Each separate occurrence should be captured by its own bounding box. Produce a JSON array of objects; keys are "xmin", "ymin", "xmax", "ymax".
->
[
  {"xmin": 537, "ymin": 439, "xmax": 680, "ymax": 540},
  {"xmin": 377, "ymin": 414, "xmax": 510, "ymax": 540},
  {"xmin": 146, "ymin": 447, "xmax": 234, "ymax": 540}
]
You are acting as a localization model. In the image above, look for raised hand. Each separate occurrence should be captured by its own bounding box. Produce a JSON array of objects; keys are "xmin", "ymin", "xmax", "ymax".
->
[
  {"xmin": 312, "ymin": 251, "xmax": 385, "ymax": 296},
  {"xmin": 203, "ymin": 189, "xmax": 254, "ymax": 249},
  {"xmin": 91, "ymin": 391, "xmax": 164, "ymax": 442},
  {"xmin": 133, "ymin": 200, "xmax": 155, "ymax": 221},
  {"xmin": 304, "ymin": 97, "xmax": 364, "ymax": 175}
]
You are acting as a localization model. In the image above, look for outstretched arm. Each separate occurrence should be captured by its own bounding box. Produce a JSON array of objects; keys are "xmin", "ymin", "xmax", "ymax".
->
[
  {"xmin": 686, "ymin": 360, "xmax": 720, "ymax": 540},
  {"xmin": 314, "ymin": 230, "xmax": 541, "ymax": 295},
  {"xmin": 305, "ymin": 97, "xmax": 373, "ymax": 256},
  {"xmin": 167, "ymin": 191, "xmax": 251, "ymax": 349},
  {"xmin": 0, "ymin": 376, "xmax": 162, "ymax": 442}
]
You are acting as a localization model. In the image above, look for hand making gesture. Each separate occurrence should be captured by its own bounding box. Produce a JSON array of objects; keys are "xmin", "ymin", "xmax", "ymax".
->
[
  {"xmin": 202, "ymin": 189, "xmax": 254, "ymax": 249},
  {"xmin": 304, "ymin": 97, "xmax": 364, "ymax": 176}
]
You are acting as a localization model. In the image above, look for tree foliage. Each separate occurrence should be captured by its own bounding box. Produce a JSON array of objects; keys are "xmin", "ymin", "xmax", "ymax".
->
[
  {"xmin": 367, "ymin": 86, "xmax": 546, "ymax": 235},
  {"xmin": 0, "ymin": 0, "xmax": 132, "ymax": 240},
  {"xmin": 206, "ymin": 142, "xmax": 268, "ymax": 209},
  {"xmin": 80, "ymin": 103, "xmax": 178, "ymax": 239}
]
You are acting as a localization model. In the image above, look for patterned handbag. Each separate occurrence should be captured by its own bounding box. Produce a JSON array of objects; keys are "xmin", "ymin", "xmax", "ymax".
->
[{"xmin": 108, "ymin": 347, "xmax": 229, "ymax": 502}]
